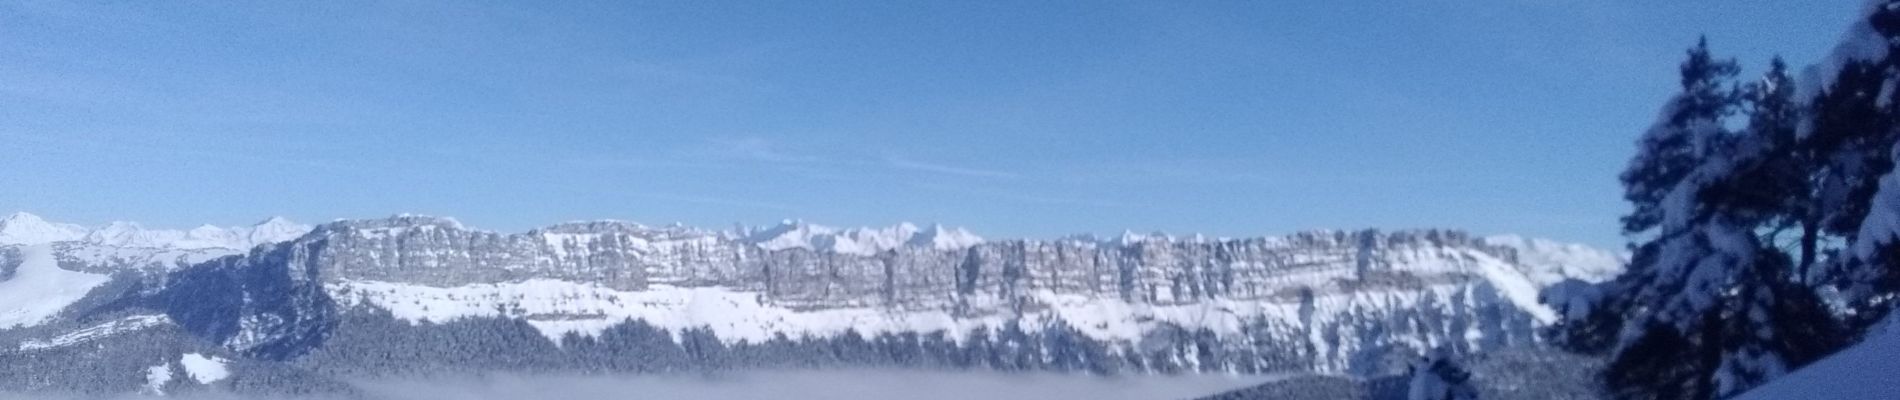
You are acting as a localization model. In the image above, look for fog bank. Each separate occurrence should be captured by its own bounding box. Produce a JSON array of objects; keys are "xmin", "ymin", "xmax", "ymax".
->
[{"xmin": 3, "ymin": 370, "xmax": 1283, "ymax": 400}]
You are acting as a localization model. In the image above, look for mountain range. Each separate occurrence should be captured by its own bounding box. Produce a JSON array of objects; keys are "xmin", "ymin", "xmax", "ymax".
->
[{"xmin": 0, "ymin": 212, "xmax": 1623, "ymax": 397}]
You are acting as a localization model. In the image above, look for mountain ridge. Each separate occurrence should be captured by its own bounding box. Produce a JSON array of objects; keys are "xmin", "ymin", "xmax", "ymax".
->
[
  {"xmin": 0, "ymin": 212, "xmax": 311, "ymax": 251},
  {"xmin": 0, "ymin": 211, "xmax": 1628, "ymax": 396}
]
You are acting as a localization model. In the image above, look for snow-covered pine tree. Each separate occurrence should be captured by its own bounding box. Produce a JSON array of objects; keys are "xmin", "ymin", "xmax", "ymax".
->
[
  {"xmin": 1548, "ymin": 38, "xmax": 1743, "ymax": 359},
  {"xmin": 1728, "ymin": 58, "xmax": 1818, "ymax": 278},
  {"xmin": 1561, "ymin": 40, "xmax": 1848, "ymax": 400},
  {"xmin": 1843, "ymin": 145, "xmax": 1900, "ymax": 330},
  {"xmin": 1406, "ymin": 348, "xmax": 1478, "ymax": 400},
  {"xmin": 1619, "ymin": 37, "xmax": 1740, "ymax": 236},
  {"xmin": 1815, "ymin": 0, "xmax": 1900, "ymax": 333}
]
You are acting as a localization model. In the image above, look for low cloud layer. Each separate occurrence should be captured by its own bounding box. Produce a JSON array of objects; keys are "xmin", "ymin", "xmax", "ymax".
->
[{"xmin": 3, "ymin": 370, "xmax": 1277, "ymax": 400}]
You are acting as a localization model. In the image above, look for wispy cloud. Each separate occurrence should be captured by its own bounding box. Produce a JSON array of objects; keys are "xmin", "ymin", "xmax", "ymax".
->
[
  {"xmin": 883, "ymin": 155, "xmax": 1020, "ymax": 179},
  {"xmin": 573, "ymin": 137, "xmax": 1029, "ymax": 189},
  {"xmin": 906, "ymin": 182, "xmax": 1123, "ymax": 208},
  {"xmin": 0, "ymin": 130, "xmax": 371, "ymax": 173},
  {"xmin": 703, "ymin": 136, "xmax": 825, "ymax": 164},
  {"xmin": 636, "ymin": 192, "xmax": 797, "ymax": 211},
  {"xmin": 688, "ymin": 137, "xmax": 1023, "ymax": 180}
]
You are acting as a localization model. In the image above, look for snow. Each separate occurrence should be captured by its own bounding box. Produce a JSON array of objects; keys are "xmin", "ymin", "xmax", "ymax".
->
[
  {"xmin": 741, "ymin": 220, "xmax": 983, "ymax": 255},
  {"xmin": 0, "ymin": 244, "xmax": 111, "ymax": 329},
  {"xmin": 0, "ymin": 211, "xmax": 310, "ymax": 251},
  {"xmin": 0, "ymin": 212, "xmax": 87, "ymax": 245},
  {"xmin": 1109, "ymin": 230, "xmax": 1175, "ymax": 246},
  {"xmin": 87, "ymin": 221, "xmax": 179, "ymax": 248},
  {"xmin": 1733, "ymin": 314, "xmax": 1900, "ymax": 400},
  {"xmin": 331, "ymin": 248, "xmax": 1547, "ymax": 354},
  {"xmin": 248, "ymin": 216, "xmax": 312, "ymax": 244},
  {"xmin": 333, "ymin": 279, "xmax": 1061, "ymax": 344},
  {"xmin": 86, "ymin": 219, "xmax": 311, "ymax": 250},
  {"xmin": 17, "ymin": 314, "xmax": 171, "ymax": 351},
  {"xmin": 332, "ymin": 278, "xmax": 1275, "ymax": 344},
  {"xmin": 1795, "ymin": 0, "xmax": 1892, "ymax": 104},
  {"xmin": 52, "ymin": 243, "xmax": 236, "ymax": 272},
  {"xmin": 179, "ymin": 353, "xmax": 230, "ymax": 384},
  {"xmin": 1852, "ymin": 146, "xmax": 1900, "ymax": 261},
  {"xmin": 144, "ymin": 364, "xmax": 172, "ymax": 395},
  {"xmin": 908, "ymin": 223, "xmax": 985, "ymax": 251},
  {"xmin": 1468, "ymin": 250, "xmax": 1558, "ymax": 323},
  {"xmin": 1481, "ymin": 235, "xmax": 1627, "ymax": 285}
]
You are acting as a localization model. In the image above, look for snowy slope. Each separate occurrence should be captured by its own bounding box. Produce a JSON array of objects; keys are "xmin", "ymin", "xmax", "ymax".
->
[
  {"xmin": 18, "ymin": 314, "xmax": 172, "ymax": 351},
  {"xmin": 0, "ymin": 244, "xmax": 111, "ymax": 329},
  {"xmin": 179, "ymin": 353, "xmax": 231, "ymax": 384},
  {"xmin": 1481, "ymin": 235, "xmax": 1627, "ymax": 285},
  {"xmin": 1734, "ymin": 315, "xmax": 1900, "ymax": 400}
]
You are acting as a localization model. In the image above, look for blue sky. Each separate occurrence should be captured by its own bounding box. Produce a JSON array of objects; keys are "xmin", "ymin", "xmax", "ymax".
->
[{"xmin": 0, "ymin": 1, "xmax": 1860, "ymax": 247}]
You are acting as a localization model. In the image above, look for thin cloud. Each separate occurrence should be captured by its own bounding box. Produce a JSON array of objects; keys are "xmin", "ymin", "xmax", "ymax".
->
[
  {"xmin": 637, "ymin": 192, "xmax": 798, "ymax": 212},
  {"xmin": 0, "ymin": 130, "xmax": 369, "ymax": 173},
  {"xmin": 706, "ymin": 137, "xmax": 824, "ymax": 164},
  {"xmin": 906, "ymin": 182, "xmax": 1122, "ymax": 208},
  {"xmin": 883, "ymin": 155, "xmax": 1019, "ymax": 179}
]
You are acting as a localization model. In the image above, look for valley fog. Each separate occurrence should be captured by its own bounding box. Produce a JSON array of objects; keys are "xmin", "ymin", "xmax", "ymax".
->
[{"xmin": 1, "ymin": 370, "xmax": 1282, "ymax": 400}]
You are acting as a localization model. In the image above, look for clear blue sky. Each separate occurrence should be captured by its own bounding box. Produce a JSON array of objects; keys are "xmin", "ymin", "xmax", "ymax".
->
[{"xmin": 0, "ymin": 1, "xmax": 1860, "ymax": 247}]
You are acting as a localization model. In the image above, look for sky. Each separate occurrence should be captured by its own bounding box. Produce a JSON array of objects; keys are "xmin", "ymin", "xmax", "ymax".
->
[{"xmin": 0, "ymin": 1, "xmax": 1862, "ymax": 248}]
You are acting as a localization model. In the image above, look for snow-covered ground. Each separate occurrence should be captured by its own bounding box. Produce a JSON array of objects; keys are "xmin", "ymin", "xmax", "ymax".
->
[
  {"xmin": 332, "ymin": 278, "xmax": 1313, "ymax": 344},
  {"xmin": 0, "ymin": 245, "xmax": 110, "ymax": 329},
  {"xmin": 332, "ymin": 262, "xmax": 1530, "ymax": 350},
  {"xmin": 143, "ymin": 364, "xmax": 172, "ymax": 395},
  {"xmin": 1481, "ymin": 235, "xmax": 1626, "ymax": 286},
  {"xmin": 1735, "ymin": 315, "xmax": 1900, "ymax": 400},
  {"xmin": 179, "ymin": 353, "xmax": 231, "ymax": 384}
]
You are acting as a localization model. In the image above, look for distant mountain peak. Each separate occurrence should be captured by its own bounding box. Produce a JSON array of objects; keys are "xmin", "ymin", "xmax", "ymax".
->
[
  {"xmin": 739, "ymin": 220, "xmax": 983, "ymax": 255},
  {"xmin": 1480, "ymin": 234, "xmax": 1628, "ymax": 286},
  {"xmin": 0, "ymin": 211, "xmax": 310, "ymax": 250},
  {"xmin": 0, "ymin": 212, "xmax": 88, "ymax": 245},
  {"xmin": 2, "ymin": 211, "xmax": 44, "ymax": 223}
]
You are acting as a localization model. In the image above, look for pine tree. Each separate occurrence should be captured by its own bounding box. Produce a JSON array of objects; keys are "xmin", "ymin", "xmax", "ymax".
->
[
  {"xmin": 1723, "ymin": 58, "xmax": 1818, "ymax": 279},
  {"xmin": 1842, "ymin": 150, "xmax": 1900, "ymax": 330},
  {"xmin": 1814, "ymin": 0, "xmax": 1900, "ymax": 334},
  {"xmin": 1560, "ymin": 41, "xmax": 1849, "ymax": 399},
  {"xmin": 1619, "ymin": 37, "xmax": 1740, "ymax": 236}
]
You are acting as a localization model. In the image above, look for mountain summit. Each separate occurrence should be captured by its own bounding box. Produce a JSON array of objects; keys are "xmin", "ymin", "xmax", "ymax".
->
[{"xmin": 0, "ymin": 212, "xmax": 311, "ymax": 250}]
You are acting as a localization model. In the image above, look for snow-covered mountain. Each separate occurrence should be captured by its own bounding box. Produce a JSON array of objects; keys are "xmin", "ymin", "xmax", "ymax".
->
[
  {"xmin": 739, "ymin": 220, "xmax": 983, "ymax": 255},
  {"xmin": 0, "ymin": 212, "xmax": 310, "ymax": 250},
  {"xmin": 0, "ymin": 213, "xmax": 1624, "ymax": 395},
  {"xmin": 0, "ymin": 212, "xmax": 88, "ymax": 245},
  {"xmin": 1479, "ymin": 235, "xmax": 1628, "ymax": 286}
]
